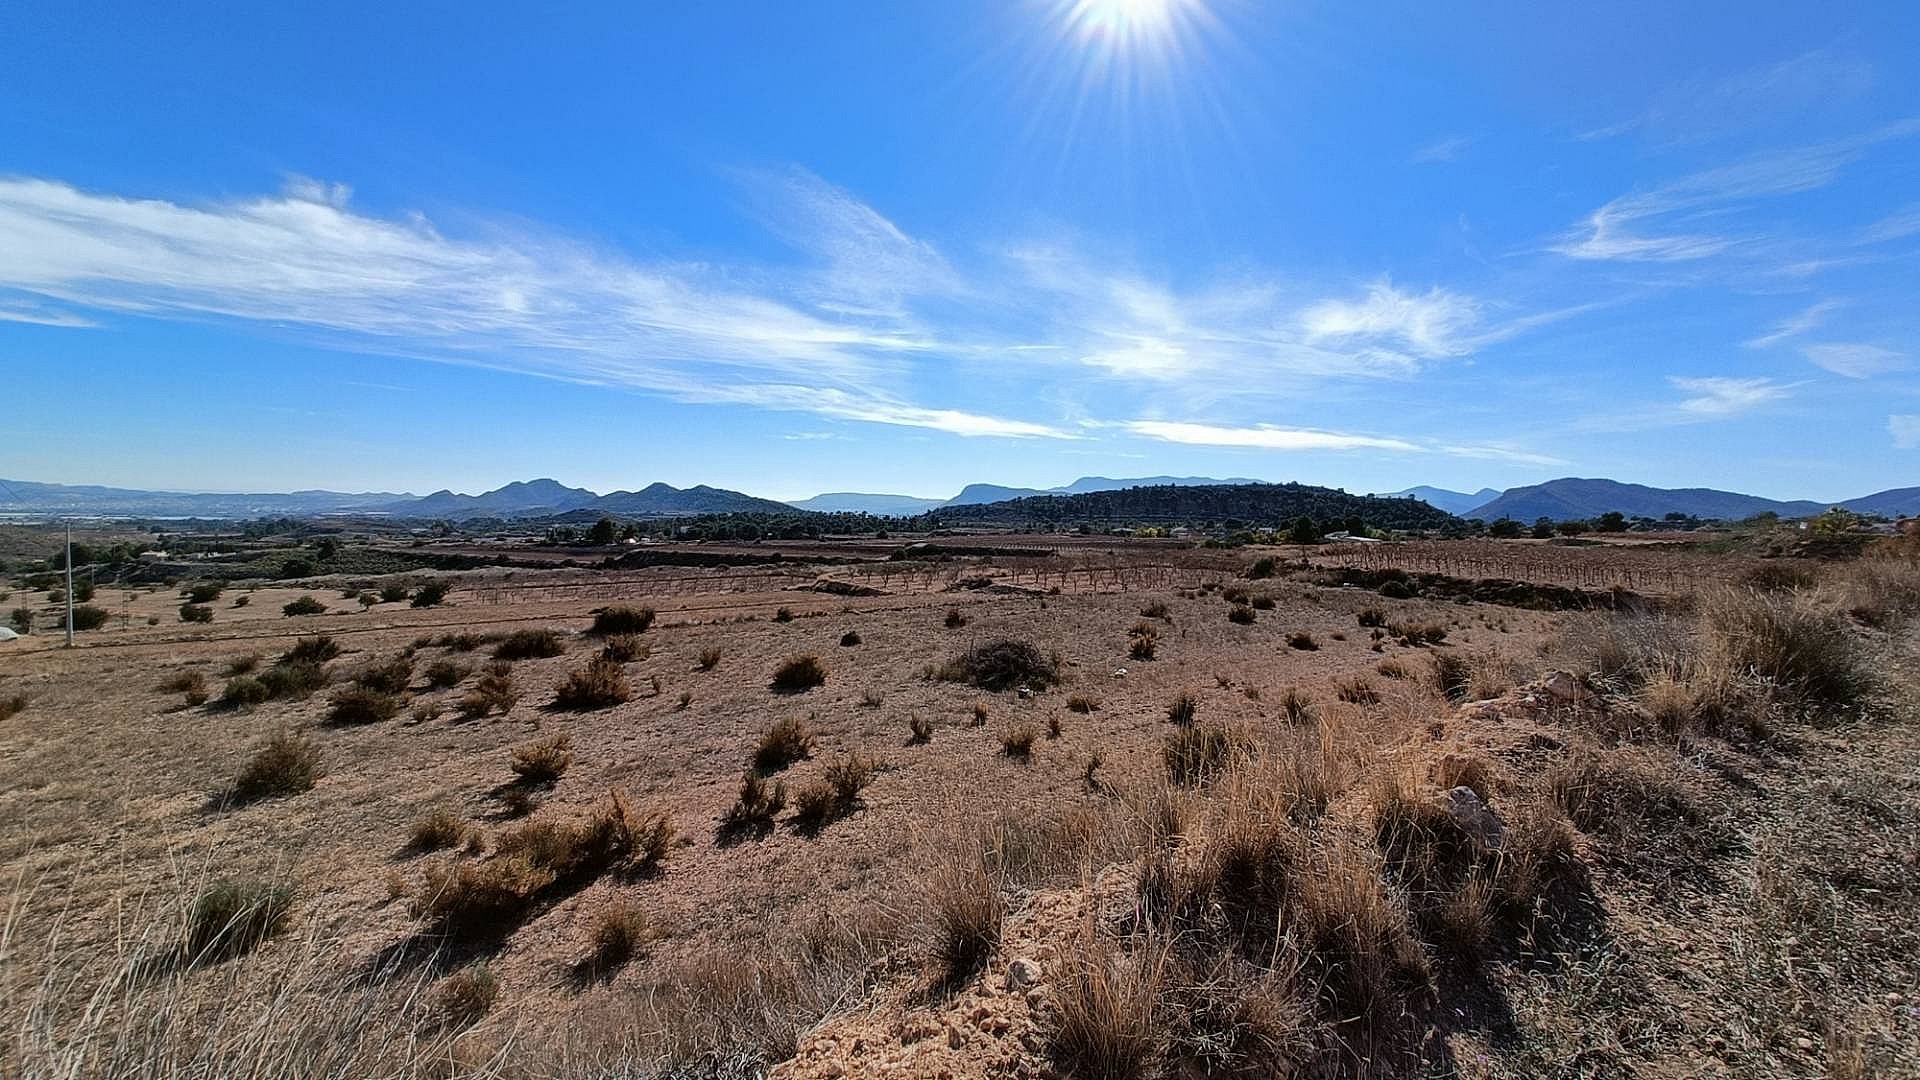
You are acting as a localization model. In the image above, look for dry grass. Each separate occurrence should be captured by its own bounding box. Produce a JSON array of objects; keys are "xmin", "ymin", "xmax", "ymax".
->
[
  {"xmin": 458, "ymin": 662, "xmax": 518, "ymax": 718},
  {"xmin": 753, "ymin": 715, "xmax": 816, "ymax": 774},
  {"xmin": 907, "ymin": 713, "xmax": 934, "ymax": 744},
  {"xmin": 324, "ymin": 686, "xmax": 403, "ymax": 726},
  {"xmin": 553, "ymin": 657, "xmax": 633, "ymax": 710},
  {"xmin": 928, "ymin": 857, "xmax": 1004, "ymax": 985},
  {"xmin": 1227, "ymin": 604, "xmax": 1256, "ymax": 625},
  {"xmin": 792, "ymin": 752, "xmax": 875, "ymax": 829},
  {"xmin": 436, "ymin": 963, "xmax": 497, "ymax": 1027},
  {"xmin": 424, "ymin": 659, "xmax": 469, "ymax": 688},
  {"xmin": 510, "ymin": 733, "xmax": 573, "ymax": 784},
  {"xmin": 158, "ymin": 670, "xmax": 209, "ymax": 706},
  {"xmin": 1334, "ymin": 676, "xmax": 1380, "ymax": 705},
  {"xmin": 589, "ymin": 605, "xmax": 655, "ymax": 635},
  {"xmin": 1068, "ymin": 694, "xmax": 1099, "ymax": 713},
  {"xmin": 1001, "ymin": 724, "xmax": 1037, "ymax": 758},
  {"xmin": 599, "ymin": 633, "xmax": 648, "ymax": 663},
  {"xmin": 724, "ymin": 771, "xmax": 789, "ymax": 833},
  {"xmin": 352, "ymin": 654, "xmax": 414, "ymax": 695},
  {"xmin": 1165, "ymin": 692, "xmax": 1197, "ymax": 726},
  {"xmin": 1278, "ymin": 686, "xmax": 1315, "ymax": 723},
  {"xmin": 407, "ymin": 806, "xmax": 467, "ymax": 852},
  {"xmin": 183, "ymin": 878, "xmax": 295, "ymax": 962},
  {"xmin": 283, "ymin": 635, "xmax": 340, "ymax": 665},
  {"xmin": 1051, "ymin": 932, "xmax": 1167, "ymax": 1080},
  {"xmin": 1285, "ymin": 631, "xmax": 1317, "ymax": 651},
  {"xmin": 227, "ymin": 728, "xmax": 322, "ymax": 805},
  {"xmin": 493, "ymin": 628, "xmax": 566, "ymax": 661},
  {"xmin": 770, "ymin": 654, "xmax": 828, "ymax": 694},
  {"xmin": 586, "ymin": 900, "xmax": 653, "ymax": 972},
  {"xmin": 697, "ymin": 645, "xmax": 723, "ymax": 671},
  {"xmin": 1164, "ymin": 724, "xmax": 1247, "ymax": 786}
]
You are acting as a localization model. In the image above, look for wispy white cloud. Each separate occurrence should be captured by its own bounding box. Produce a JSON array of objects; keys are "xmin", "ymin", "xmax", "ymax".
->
[
  {"xmin": 1891, "ymin": 414, "xmax": 1920, "ymax": 450},
  {"xmin": 1579, "ymin": 49, "xmax": 1877, "ymax": 144},
  {"xmin": 1554, "ymin": 120, "xmax": 1920, "ymax": 263},
  {"xmin": 1300, "ymin": 281, "xmax": 1482, "ymax": 359},
  {"xmin": 1743, "ymin": 299, "xmax": 1843, "ymax": 348},
  {"xmin": 1124, "ymin": 420, "xmax": 1419, "ymax": 452},
  {"xmin": 1801, "ymin": 343, "xmax": 1907, "ymax": 378},
  {"xmin": 1670, "ymin": 375, "xmax": 1794, "ymax": 415},
  {"xmin": 0, "ymin": 304, "xmax": 97, "ymax": 328},
  {"xmin": 1860, "ymin": 203, "xmax": 1920, "ymax": 246},
  {"xmin": 1411, "ymin": 135, "xmax": 1471, "ymax": 164}
]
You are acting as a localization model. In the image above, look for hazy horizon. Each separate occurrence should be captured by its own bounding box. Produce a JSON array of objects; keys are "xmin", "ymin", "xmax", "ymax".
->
[{"xmin": 3, "ymin": 2, "xmax": 1916, "ymax": 503}]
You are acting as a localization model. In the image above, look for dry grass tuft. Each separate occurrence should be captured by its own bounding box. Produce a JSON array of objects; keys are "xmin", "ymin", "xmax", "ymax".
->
[
  {"xmin": 458, "ymin": 662, "xmax": 518, "ymax": 718},
  {"xmin": 599, "ymin": 634, "xmax": 649, "ymax": 663},
  {"xmin": 1051, "ymin": 933, "xmax": 1166, "ymax": 1080},
  {"xmin": 1002, "ymin": 724, "xmax": 1037, "ymax": 758},
  {"xmin": 436, "ymin": 963, "xmax": 497, "ymax": 1027},
  {"xmin": 325, "ymin": 686, "xmax": 403, "ymax": 726},
  {"xmin": 408, "ymin": 806, "xmax": 468, "ymax": 852},
  {"xmin": 229, "ymin": 728, "xmax": 323, "ymax": 804},
  {"xmin": 589, "ymin": 605, "xmax": 655, "ymax": 636},
  {"xmin": 494, "ymin": 628, "xmax": 566, "ymax": 661},
  {"xmin": 159, "ymin": 670, "xmax": 209, "ymax": 705},
  {"xmin": 1164, "ymin": 725, "xmax": 1247, "ymax": 786},
  {"xmin": 929, "ymin": 858, "xmax": 1005, "ymax": 985},
  {"xmin": 770, "ymin": 654, "xmax": 828, "ymax": 694},
  {"xmin": 1165, "ymin": 692, "xmax": 1197, "ymax": 726},
  {"xmin": 725, "ymin": 771, "xmax": 789, "ymax": 832},
  {"xmin": 753, "ymin": 715, "xmax": 816, "ymax": 774},
  {"xmin": 424, "ymin": 659, "xmax": 469, "ymax": 688},
  {"xmin": 944, "ymin": 607, "xmax": 968, "ymax": 629},
  {"xmin": 510, "ymin": 733, "xmax": 573, "ymax": 784},
  {"xmin": 792, "ymin": 752, "xmax": 875, "ymax": 829},
  {"xmin": 353, "ymin": 654, "xmax": 414, "ymax": 695},
  {"xmin": 697, "ymin": 646, "xmax": 723, "ymax": 671},
  {"xmin": 1335, "ymin": 676, "xmax": 1381, "ymax": 705},
  {"xmin": 282, "ymin": 635, "xmax": 340, "ymax": 665},
  {"xmin": 1068, "ymin": 694, "xmax": 1099, "ymax": 713},
  {"xmin": 184, "ymin": 878, "xmax": 294, "ymax": 962},
  {"xmin": 907, "ymin": 713, "xmax": 934, "ymax": 744},
  {"xmin": 1278, "ymin": 686, "xmax": 1315, "ymax": 723},
  {"xmin": 586, "ymin": 900, "xmax": 653, "ymax": 972},
  {"xmin": 1285, "ymin": 631, "xmax": 1317, "ymax": 651},
  {"xmin": 553, "ymin": 657, "xmax": 634, "ymax": 710}
]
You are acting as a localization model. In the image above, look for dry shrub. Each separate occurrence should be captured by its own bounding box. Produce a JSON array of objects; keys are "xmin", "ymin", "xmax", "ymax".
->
[
  {"xmin": 408, "ymin": 806, "xmax": 467, "ymax": 852},
  {"xmin": 510, "ymin": 733, "xmax": 573, "ymax": 784},
  {"xmin": 971, "ymin": 701, "xmax": 990, "ymax": 725},
  {"xmin": 229, "ymin": 728, "xmax": 323, "ymax": 804},
  {"xmin": 326, "ymin": 686, "xmax": 402, "ymax": 726},
  {"xmin": 590, "ymin": 605, "xmax": 655, "ymax": 635},
  {"xmin": 1163, "ymin": 954, "xmax": 1312, "ymax": 1077},
  {"xmin": 554, "ymin": 657, "xmax": 633, "ymax": 710},
  {"xmin": 1335, "ymin": 676, "xmax": 1380, "ymax": 705},
  {"xmin": 587, "ymin": 900, "xmax": 653, "ymax": 971},
  {"xmin": 1068, "ymin": 694, "xmax": 1099, "ymax": 713},
  {"xmin": 907, "ymin": 714, "xmax": 934, "ymax": 744},
  {"xmin": 1278, "ymin": 686, "xmax": 1315, "ymax": 723},
  {"xmin": 773, "ymin": 606, "xmax": 794, "ymax": 623},
  {"xmin": 599, "ymin": 634, "xmax": 648, "ymax": 663},
  {"xmin": 183, "ymin": 878, "xmax": 294, "ymax": 961},
  {"xmin": 1428, "ymin": 651, "xmax": 1472, "ymax": 703},
  {"xmin": 494, "ymin": 628, "xmax": 565, "ymax": 660},
  {"xmin": 459, "ymin": 663, "xmax": 518, "ymax": 718},
  {"xmin": 792, "ymin": 752, "xmax": 874, "ymax": 829},
  {"xmin": 1699, "ymin": 587, "xmax": 1870, "ymax": 713},
  {"xmin": 1164, "ymin": 725, "xmax": 1248, "ymax": 786},
  {"xmin": 1376, "ymin": 658, "xmax": 1411, "ymax": 680},
  {"xmin": 425, "ymin": 659, "xmax": 469, "ymax": 688},
  {"xmin": 1166, "ymin": 692, "xmax": 1197, "ymax": 726},
  {"xmin": 944, "ymin": 607, "xmax": 968, "ymax": 628},
  {"xmin": 1388, "ymin": 621, "xmax": 1448, "ymax": 647},
  {"xmin": 1250, "ymin": 594, "xmax": 1276, "ymax": 611},
  {"xmin": 725, "ymin": 771, "xmax": 788, "ymax": 832},
  {"xmin": 1357, "ymin": 608, "xmax": 1387, "ymax": 627},
  {"xmin": 1227, "ymin": 605, "xmax": 1256, "ymax": 625},
  {"xmin": 753, "ymin": 715, "xmax": 816, "ymax": 774},
  {"xmin": 1002, "ymin": 725, "xmax": 1037, "ymax": 758},
  {"xmin": 839, "ymin": 630, "xmax": 861, "ymax": 647},
  {"xmin": 225, "ymin": 652, "xmax": 262, "ymax": 675},
  {"xmin": 770, "ymin": 654, "xmax": 827, "ymax": 694},
  {"xmin": 218, "ymin": 676, "xmax": 270, "ymax": 709},
  {"xmin": 437, "ymin": 963, "xmax": 497, "ymax": 1027},
  {"xmin": 697, "ymin": 646, "xmax": 723, "ymax": 670},
  {"xmin": 416, "ymin": 793, "xmax": 667, "ymax": 938},
  {"xmin": 929, "ymin": 858, "xmax": 1004, "ymax": 984},
  {"xmin": 1140, "ymin": 601, "xmax": 1171, "ymax": 621},
  {"xmin": 1290, "ymin": 841, "xmax": 1428, "ymax": 1025},
  {"xmin": 160, "ymin": 670, "xmax": 209, "ymax": 705},
  {"xmin": 1048, "ymin": 715, "xmax": 1063, "ymax": 739},
  {"xmin": 942, "ymin": 638, "xmax": 1059, "ymax": 691},
  {"xmin": 283, "ymin": 635, "xmax": 340, "ymax": 665},
  {"xmin": 1129, "ymin": 633, "xmax": 1159, "ymax": 661},
  {"xmin": 1285, "ymin": 631, "xmax": 1317, "ymax": 651},
  {"xmin": 353, "ymin": 654, "xmax": 414, "ymax": 694}
]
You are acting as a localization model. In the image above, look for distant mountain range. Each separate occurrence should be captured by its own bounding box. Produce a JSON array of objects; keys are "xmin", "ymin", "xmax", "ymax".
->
[
  {"xmin": 1468, "ymin": 477, "xmax": 1920, "ymax": 522},
  {"xmin": 1381, "ymin": 486, "xmax": 1504, "ymax": 516},
  {"xmin": 794, "ymin": 475, "xmax": 1263, "ymax": 512},
  {"xmin": 2, "ymin": 473, "xmax": 1914, "ymax": 523}
]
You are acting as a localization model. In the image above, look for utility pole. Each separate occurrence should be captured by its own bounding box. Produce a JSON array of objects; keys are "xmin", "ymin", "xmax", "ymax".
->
[{"xmin": 64, "ymin": 521, "xmax": 75, "ymax": 648}]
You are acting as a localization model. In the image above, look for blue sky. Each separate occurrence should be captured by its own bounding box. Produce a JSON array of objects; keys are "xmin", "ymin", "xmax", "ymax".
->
[{"xmin": 2, "ymin": 1, "xmax": 1916, "ymax": 502}]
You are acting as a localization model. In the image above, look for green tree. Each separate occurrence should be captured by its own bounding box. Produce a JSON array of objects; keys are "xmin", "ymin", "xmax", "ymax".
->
[
  {"xmin": 586, "ymin": 517, "xmax": 620, "ymax": 546},
  {"xmin": 1287, "ymin": 516, "xmax": 1320, "ymax": 544},
  {"xmin": 1487, "ymin": 518, "xmax": 1524, "ymax": 538},
  {"xmin": 1530, "ymin": 517, "xmax": 1556, "ymax": 539},
  {"xmin": 1594, "ymin": 511, "xmax": 1628, "ymax": 533}
]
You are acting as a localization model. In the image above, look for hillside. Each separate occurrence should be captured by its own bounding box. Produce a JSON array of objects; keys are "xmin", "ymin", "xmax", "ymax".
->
[
  {"xmin": 1382, "ymin": 485, "xmax": 1503, "ymax": 516},
  {"xmin": 1472, "ymin": 478, "xmax": 1826, "ymax": 522},
  {"xmin": 381, "ymin": 478, "xmax": 598, "ymax": 518},
  {"xmin": 1843, "ymin": 486, "xmax": 1920, "ymax": 517},
  {"xmin": 928, "ymin": 482, "xmax": 1456, "ymax": 529},
  {"xmin": 592, "ymin": 482, "xmax": 796, "ymax": 517},
  {"xmin": 0, "ymin": 478, "xmax": 408, "ymax": 518}
]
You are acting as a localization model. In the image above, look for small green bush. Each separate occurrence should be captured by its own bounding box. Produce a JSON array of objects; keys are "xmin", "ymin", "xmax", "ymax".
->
[
  {"xmin": 179, "ymin": 603, "xmax": 214, "ymax": 624},
  {"xmin": 184, "ymin": 878, "xmax": 294, "ymax": 961},
  {"xmin": 589, "ymin": 606, "xmax": 655, "ymax": 635},
  {"xmin": 281, "ymin": 596, "xmax": 326, "ymax": 617}
]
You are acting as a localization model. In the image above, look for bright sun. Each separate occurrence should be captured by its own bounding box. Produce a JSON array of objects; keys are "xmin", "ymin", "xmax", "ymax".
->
[{"xmin": 1066, "ymin": 0, "xmax": 1186, "ymax": 45}]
